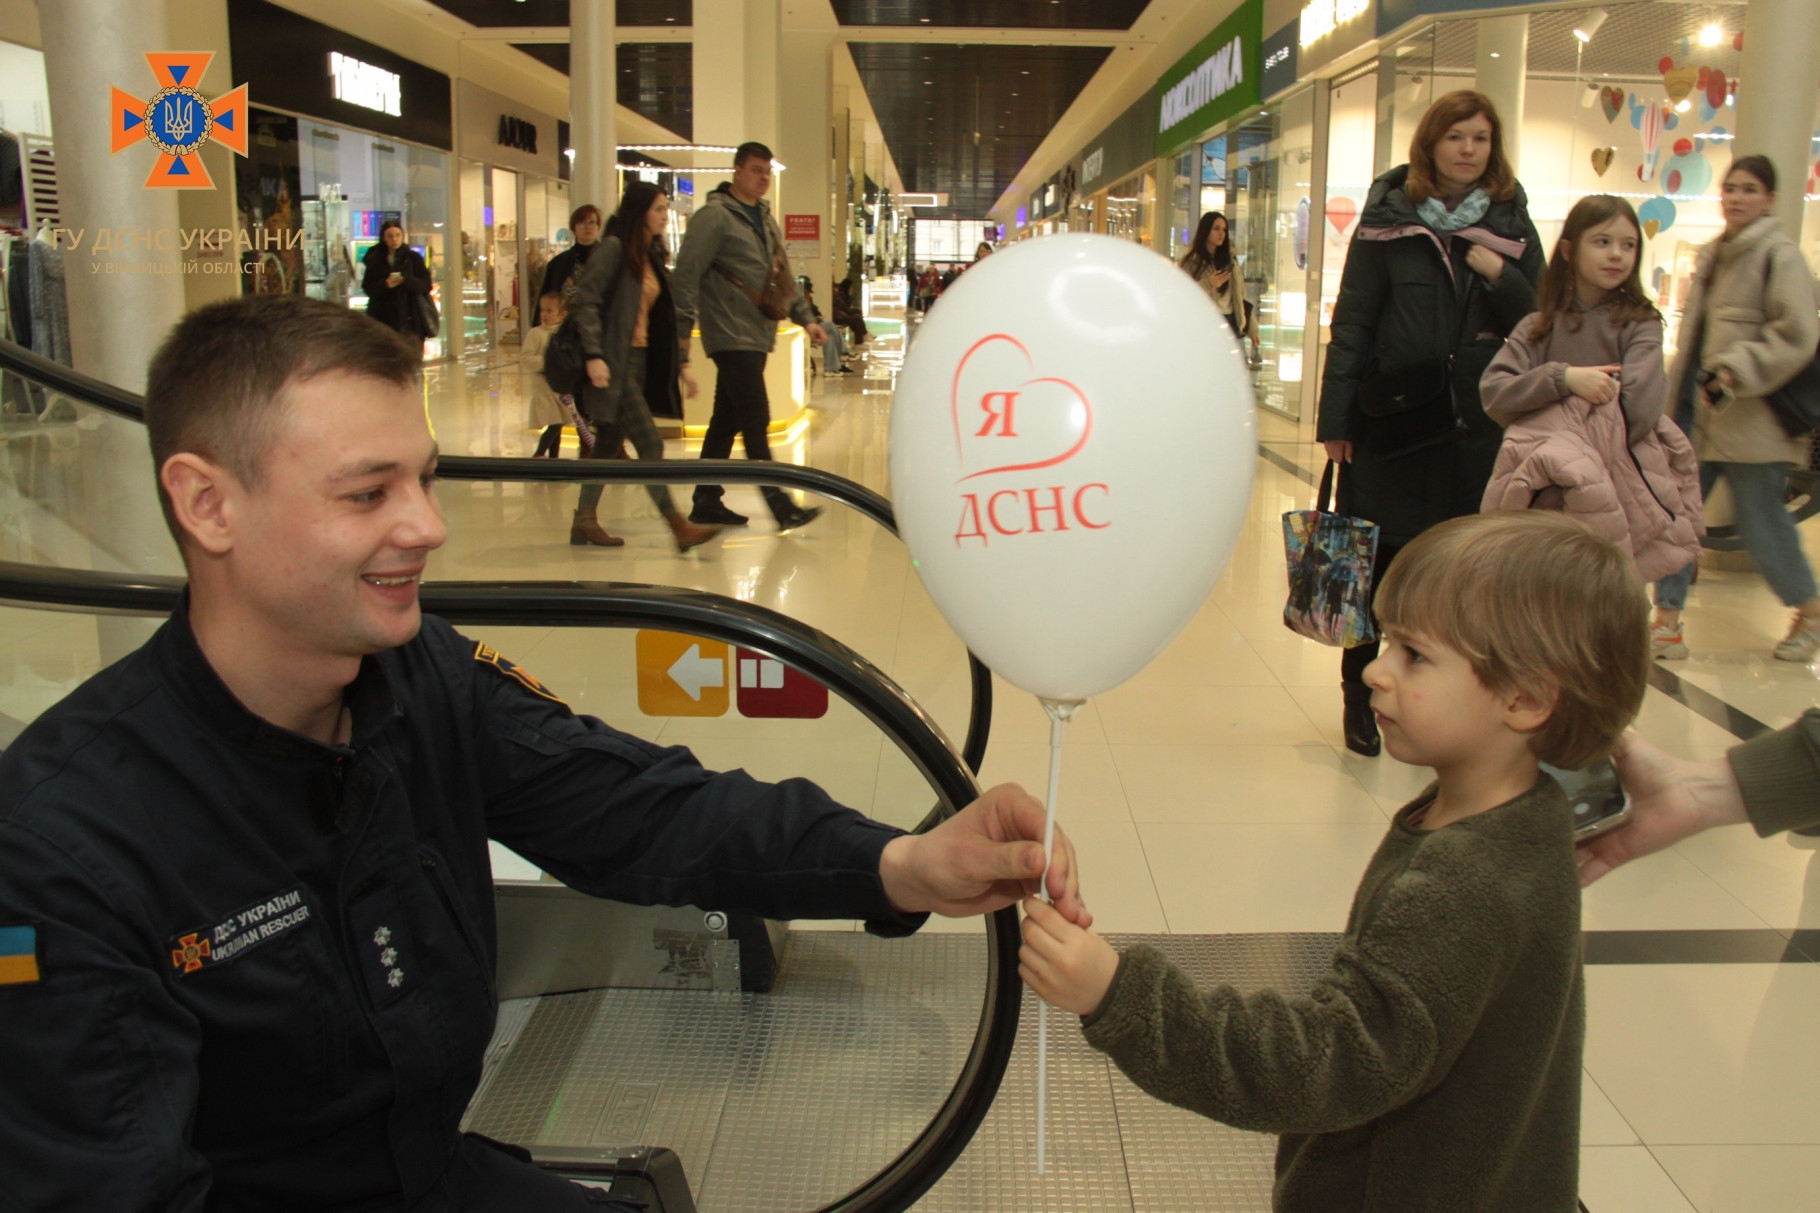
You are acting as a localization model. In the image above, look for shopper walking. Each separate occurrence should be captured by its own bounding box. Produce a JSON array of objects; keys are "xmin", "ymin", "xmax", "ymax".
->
[
  {"xmin": 671, "ymin": 141, "xmax": 827, "ymax": 531},
  {"xmin": 570, "ymin": 182, "xmax": 726, "ymax": 553},
  {"xmin": 1181, "ymin": 210, "xmax": 1258, "ymax": 358},
  {"xmin": 359, "ymin": 221, "xmax": 433, "ymax": 347},
  {"xmin": 541, "ymin": 204, "xmax": 605, "ymax": 303},
  {"xmin": 1651, "ymin": 155, "xmax": 1820, "ymax": 662},
  {"xmin": 1315, "ymin": 90, "xmax": 1545, "ymax": 756},
  {"xmin": 1480, "ymin": 194, "xmax": 1703, "ymax": 590}
]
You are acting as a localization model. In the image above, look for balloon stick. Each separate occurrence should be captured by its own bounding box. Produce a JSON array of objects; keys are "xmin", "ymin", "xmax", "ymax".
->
[{"xmin": 1036, "ymin": 697, "xmax": 1080, "ymax": 1176}]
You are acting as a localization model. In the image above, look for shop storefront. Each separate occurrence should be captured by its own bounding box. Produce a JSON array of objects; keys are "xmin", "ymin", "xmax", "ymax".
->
[
  {"xmin": 1077, "ymin": 89, "xmax": 1161, "ymax": 246},
  {"xmin": 1250, "ymin": 0, "xmax": 1820, "ymax": 423},
  {"xmin": 456, "ymin": 81, "xmax": 568, "ymax": 359},
  {"xmin": 228, "ymin": 0, "xmax": 454, "ymax": 359}
]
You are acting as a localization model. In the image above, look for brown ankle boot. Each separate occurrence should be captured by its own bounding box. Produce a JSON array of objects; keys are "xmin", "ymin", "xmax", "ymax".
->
[
  {"xmin": 665, "ymin": 510, "xmax": 724, "ymax": 553},
  {"xmin": 570, "ymin": 509, "xmax": 625, "ymax": 547}
]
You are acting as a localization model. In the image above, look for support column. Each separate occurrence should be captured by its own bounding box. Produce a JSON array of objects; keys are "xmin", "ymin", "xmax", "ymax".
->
[
  {"xmin": 743, "ymin": 0, "xmax": 780, "ymax": 153},
  {"xmin": 571, "ymin": 0, "xmax": 618, "ymax": 212},
  {"xmin": 39, "ymin": 0, "xmax": 191, "ymax": 651},
  {"xmin": 1735, "ymin": 0, "xmax": 1820, "ymax": 236},
  {"xmin": 1474, "ymin": 14, "xmax": 1529, "ymax": 173},
  {"xmin": 778, "ymin": 30, "xmax": 834, "ymax": 307},
  {"xmin": 694, "ymin": 0, "xmax": 748, "ymax": 170}
]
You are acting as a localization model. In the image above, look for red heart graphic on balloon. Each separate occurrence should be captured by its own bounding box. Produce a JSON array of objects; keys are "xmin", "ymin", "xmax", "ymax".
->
[{"xmin": 950, "ymin": 333, "xmax": 1094, "ymax": 482}]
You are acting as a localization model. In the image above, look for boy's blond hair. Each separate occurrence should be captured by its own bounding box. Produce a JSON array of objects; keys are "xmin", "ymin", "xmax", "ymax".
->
[{"xmin": 1374, "ymin": 511, "xmax": 1649, "ymax": 770}]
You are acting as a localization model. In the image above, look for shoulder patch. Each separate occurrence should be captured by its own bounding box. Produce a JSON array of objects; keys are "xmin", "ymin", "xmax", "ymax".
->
[
  {"xmin": 474, "ymin": 642, "xmax": 567, "ymax": 706},
  {"xmin": 0, "ymin": 923, "xmax": 41, "ymax": 985}
]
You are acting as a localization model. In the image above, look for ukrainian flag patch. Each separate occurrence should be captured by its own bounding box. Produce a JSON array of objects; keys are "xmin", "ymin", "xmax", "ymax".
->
[{"xmin": 0, "ymin": 923, "xmax": 41, "ymax": 985}]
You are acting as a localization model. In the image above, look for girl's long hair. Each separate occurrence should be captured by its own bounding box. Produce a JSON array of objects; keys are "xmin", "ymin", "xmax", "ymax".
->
[
  {"xmin": 1533, "ymin": 195, "xmax": 1661, "ymax": 340},
  {"xmin": 1406, "ymin": 90, "xmax": 1516, "ymax": 205},
  {"xmin": 1181, "ymin": 211, "xmax": 1232, "ymax": 279},
  {"xmin": 605, "ymin": 182, "xmax": 670, "ymax": 282}
]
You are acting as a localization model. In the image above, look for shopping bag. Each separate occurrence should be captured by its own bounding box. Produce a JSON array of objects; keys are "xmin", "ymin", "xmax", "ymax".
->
[{"xmin": 1281, "ymin": 461, "xmax": 1380, "ymax": 648}]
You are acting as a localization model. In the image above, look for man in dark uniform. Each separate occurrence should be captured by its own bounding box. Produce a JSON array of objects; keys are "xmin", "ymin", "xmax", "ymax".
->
[{"xmin": 0, "ymin": 296, "xmax": 1085, "ymax": 1211}]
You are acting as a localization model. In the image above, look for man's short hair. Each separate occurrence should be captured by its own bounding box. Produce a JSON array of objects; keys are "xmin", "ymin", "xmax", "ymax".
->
[
  {"xmin": 733, "ymin": 141, "xmax": 773, "ymax": 167},
  {"xmin": 145, "ymin": 295, "xmax": 422, "ymax": 546},
  {"xmin": 1374, "ymin": 511, "xmax": 1649, "ymax": 770}
]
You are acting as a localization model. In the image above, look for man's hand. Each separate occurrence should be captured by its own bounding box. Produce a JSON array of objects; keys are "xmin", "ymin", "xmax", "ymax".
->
[
  {"xmin": 586, "ymin": 358, "xmax": 610, "ymax": 389},
  {"xmin": 1020, "ymin": 898, "xmax": 1120, "ymax": 1017},
  {"xmin": 1577, "ymin": 732, "xmax": 1749, "ymax": 886},
  {"xmin": 806, "ymin": 321, "xmax": 828, "ymax": 347},
  {"xmin": 879, "ymin": 783, "xmax": 1089, "ymax": 924}
]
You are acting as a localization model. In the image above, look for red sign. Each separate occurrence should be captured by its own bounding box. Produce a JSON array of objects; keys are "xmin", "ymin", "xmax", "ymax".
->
[
  {"xmin": 784, "ymin": 214, "xmax": 820, "ymax": 240},
  {"xmin": 734, "ymin": 648, "xmax": 828, "ymax": 719}
]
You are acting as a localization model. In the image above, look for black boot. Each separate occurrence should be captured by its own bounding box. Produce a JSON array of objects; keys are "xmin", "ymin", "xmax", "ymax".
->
[{"xmin": 1342, "ymin": 682, "xmax": 1380, "ymax": 757}]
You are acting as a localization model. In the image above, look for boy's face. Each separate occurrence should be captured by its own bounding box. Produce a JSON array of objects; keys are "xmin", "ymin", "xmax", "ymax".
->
[
  {"xmin": 1363, "ymin": 626, "xmax": 1540, "ymax": 769},
  {"xmin": 539, "ymin": 296, "xmax": 565, "ymax": 327}
]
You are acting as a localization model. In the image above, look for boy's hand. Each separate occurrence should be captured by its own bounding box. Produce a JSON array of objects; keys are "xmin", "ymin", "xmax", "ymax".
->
[{"xmin": 1020, "ymin": 897, "xmax": 1120, "ymax": 1017}]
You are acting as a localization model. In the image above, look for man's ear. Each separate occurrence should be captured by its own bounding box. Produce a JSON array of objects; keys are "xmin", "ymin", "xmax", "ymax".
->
[
  {"xmin": 1504, "ymin": 680, "xmax": 1558, "ymax": 737},
  {"xmin": 161, "ymin": 454, "xmax": 239, "ymax": 557}
]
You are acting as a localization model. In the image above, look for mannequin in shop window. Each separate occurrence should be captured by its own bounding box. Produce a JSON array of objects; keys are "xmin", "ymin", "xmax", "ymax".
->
[
  {"xmin": 359, "ymin": 221, "xmax": 432, "ymax": 348},
  {"xmin": 1180, "ymin": 211, "xmax": 1258, "ymax": 361},
  {"xmin": 1315, "ymin": 89, "xmax": 1545, "ymax": 758}
]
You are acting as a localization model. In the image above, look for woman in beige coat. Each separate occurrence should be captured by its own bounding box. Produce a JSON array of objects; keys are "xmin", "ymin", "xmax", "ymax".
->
[
  {"xmin": 1181, "ymin": 211, "xmax": 1259, "ymax": 357},
  {"xmin": 1654, "ymin": 156, "xmax": 1820, "ymax": 662}
]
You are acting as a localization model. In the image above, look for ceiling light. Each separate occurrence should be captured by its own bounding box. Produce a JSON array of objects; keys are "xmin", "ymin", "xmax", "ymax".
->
[
  {"xmin": 1674, "ymin": 98, "xmax": 1691, "ymax": 112},
  {"xmin": 1489, "ymin": 51, "xmax": 1499, "ymax": 58},
  {"xmin": 1699, "ymin": 23, "xmax": 1723, "ymax": 47},
  {"xmin": 1572, "ymin": 10, "xmax": 1608, "ymax": 43}
]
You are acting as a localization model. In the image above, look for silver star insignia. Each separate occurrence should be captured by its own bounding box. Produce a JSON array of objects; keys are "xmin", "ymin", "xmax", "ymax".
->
[
  {"xmin": 387, "ymin": 967, "xmax": 405, "ymax": 988},
  {"xmin": 372, "ymin": 926, "xmax": 392, "ymax": 946},
  {"xmin": 380, "ymin": 947, "xmax": 397, "ymax": 966}
]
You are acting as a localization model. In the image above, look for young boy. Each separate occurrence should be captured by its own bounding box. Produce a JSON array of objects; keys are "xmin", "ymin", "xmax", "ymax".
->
[
  {"xmin": 1021, "ymin": 510, "xmax": 1651, "ymax": 1213},
  {"xmin": 521, "ymin": 289, "xmax": 572, "ymax": 457}
]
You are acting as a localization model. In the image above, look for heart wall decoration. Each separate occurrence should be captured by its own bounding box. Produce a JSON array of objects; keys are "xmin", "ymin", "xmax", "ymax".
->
[
  {"xmin": 1600, "ymin": 86, "xmax": 1623, "ymax": 123},
  {"xmin": 1591, "ymin": 147, "xmax": 1616, "ymax": 177}
]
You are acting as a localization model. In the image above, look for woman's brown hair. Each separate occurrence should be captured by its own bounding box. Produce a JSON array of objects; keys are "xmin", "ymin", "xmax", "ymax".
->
[
  {"xmin": 605, "ymin": 182, "xmax": 669, "ymax": 283},
  {"xmin": 568, "ymin": 203, "xmax": 604, "ymax": 231},
  {"xmin": 1532, "ymin": 195, "xmax": 1661, "ymax": 340},
  {"xmin": 1406, "ymin": 90, "xmax": 1516, "ymax": 205}
]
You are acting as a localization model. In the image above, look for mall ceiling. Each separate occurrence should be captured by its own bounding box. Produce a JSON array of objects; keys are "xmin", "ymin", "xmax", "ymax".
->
[{"xmin": 424, "ymin": 0, "xmax": 1152, "ymax": 217}]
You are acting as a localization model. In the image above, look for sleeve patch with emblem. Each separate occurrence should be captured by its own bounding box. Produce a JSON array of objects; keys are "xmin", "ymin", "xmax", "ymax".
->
[
  {"xmin": 0, "ymin": 923, "xmax": 43, "ymax": 985},
  {"xmin": 474, "ymin": 642, "xmax": 566, "ymax": 706}
]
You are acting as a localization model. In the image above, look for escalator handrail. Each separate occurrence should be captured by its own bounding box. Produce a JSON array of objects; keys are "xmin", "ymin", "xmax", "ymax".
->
[
  {"xmin": 0, "ymin": 560, "xmax": 1016, "ymax": 1213},
  {"xmin": 0, "ymin": 337, "xmax": 993, "ymax": 778}
]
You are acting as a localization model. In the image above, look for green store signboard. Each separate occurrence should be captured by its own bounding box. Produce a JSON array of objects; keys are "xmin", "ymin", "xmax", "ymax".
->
[{"xmin": 1155, "ymin": 0, "xmax": 1264, "ymax": 157}]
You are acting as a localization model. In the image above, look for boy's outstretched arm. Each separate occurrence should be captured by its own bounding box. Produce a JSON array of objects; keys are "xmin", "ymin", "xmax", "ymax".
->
[{"xmin": 1022, "ymin": 863, "xmax": 1519, "ymax": 1136}]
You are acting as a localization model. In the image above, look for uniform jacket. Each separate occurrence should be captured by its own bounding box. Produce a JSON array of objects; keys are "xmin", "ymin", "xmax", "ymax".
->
[
  {"xmin": 361, "ymin": 244, "xmax": 433, "ymax": 339},
  {"xmin": 1318, "ymin": 165, "xmax": 1545, "ymax": 546},
  {"xmin": 0, "ymin": 601, "xmax": 917, "ymax": 1211},
  {"xmin": 1084, "ymin": 778, "xmax": 1585, "ymax": 1213},
  {"xmin": 1481, "ymin": 392, "xmax": 1704, "ymax": 582},
  {"xmin": 570, "ymin": 235, "xmax": 686, "ymax": 424},
  {"xmin": 670, "ymin": 183, "xmax": 814, "ymax": 357},
  {"xmin": 1669, "ymin": 215, "xmax": 1819, "ymax": 465}
]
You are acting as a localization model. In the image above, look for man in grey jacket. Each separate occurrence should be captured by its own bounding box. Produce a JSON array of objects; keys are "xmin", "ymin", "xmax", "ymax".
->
[{"xmin": 671, "ymin": 142, "xmax": 827, "ymax": 530}]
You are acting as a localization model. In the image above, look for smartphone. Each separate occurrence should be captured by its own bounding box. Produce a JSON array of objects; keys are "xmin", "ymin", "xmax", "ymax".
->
[{"xmin": 1542, "ymin": 760, "xmax": 1633, "ymax": 841}]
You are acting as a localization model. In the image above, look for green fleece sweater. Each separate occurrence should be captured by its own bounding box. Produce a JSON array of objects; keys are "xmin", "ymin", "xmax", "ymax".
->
[
  {"xmin": 1083, "ymin": 778, "xmax": 1583, "ymax": 1212},
  {"xmin": 1732, "ymin": 709, "xmax": 1820, "ymax": 837}
]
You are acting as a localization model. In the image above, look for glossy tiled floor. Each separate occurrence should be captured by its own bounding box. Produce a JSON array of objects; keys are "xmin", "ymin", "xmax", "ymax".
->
[{"xmin": 3, "ymin": 285, "xmax": 1818, "ymax": 1210}]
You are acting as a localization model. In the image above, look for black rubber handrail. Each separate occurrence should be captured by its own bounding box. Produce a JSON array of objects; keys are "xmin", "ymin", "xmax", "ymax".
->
[
  {"xmin": 0, "ymin": 561, "xmax": 1015, "ymax": 1213},
  {"xmin": 0, "ymin": 339, "xmax": 993, "ymax": 776}
]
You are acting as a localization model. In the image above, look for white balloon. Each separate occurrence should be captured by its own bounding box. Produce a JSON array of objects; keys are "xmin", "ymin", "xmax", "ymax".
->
[{"xmin": 890, "ymin": 234, "xmax": 1257, "ymax": 703}]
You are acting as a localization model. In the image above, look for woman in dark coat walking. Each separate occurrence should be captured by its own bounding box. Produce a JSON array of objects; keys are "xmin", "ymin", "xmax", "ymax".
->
[
  {"xmin": 1316, "ymin": 90, "xmax": 1545, "ymax": 755},
  {"xmin": 568, "ymin": 182, "xmax": 723, "ymax": 553},
  {"xmin": 360, "ymin": 221, "xmax": 432, "ymax": 345},
  {"xmin": 541, "ymin": 203, "xmax": 604, "ymax": 302}
]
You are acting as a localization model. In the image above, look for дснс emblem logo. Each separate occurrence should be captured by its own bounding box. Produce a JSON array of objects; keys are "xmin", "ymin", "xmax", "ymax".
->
[{"xmin": 110, "ymin": 52, "xmax": 249, "ymax": 189}]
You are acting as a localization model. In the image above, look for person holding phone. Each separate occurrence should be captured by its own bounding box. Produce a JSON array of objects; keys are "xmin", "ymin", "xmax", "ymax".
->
[
  {"xmin": 1651, "ymin": 155, "xmax": 1820, "ymax": 663},
  {"xmin": 359, "ymin": 221, "xmax": 433, "ymax": 348},
  {"xmin": 1181, "ymin": 211, "xmax": 1258, "ymax": 358}
]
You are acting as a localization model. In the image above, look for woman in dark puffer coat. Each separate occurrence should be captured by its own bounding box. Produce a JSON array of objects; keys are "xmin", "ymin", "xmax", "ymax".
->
[{"xmin": 1316, "ymin": 90, "xmax": 1545, "ymax": 756}]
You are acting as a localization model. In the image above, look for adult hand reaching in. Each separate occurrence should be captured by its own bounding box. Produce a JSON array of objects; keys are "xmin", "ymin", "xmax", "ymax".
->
[
  {"xmin": 880, "ymin": 783, "xmax": 1089, "ymax": 925},
  {"xmin": 1576, "ymin": 732, "xmax": 1749, "ymax": 886}
]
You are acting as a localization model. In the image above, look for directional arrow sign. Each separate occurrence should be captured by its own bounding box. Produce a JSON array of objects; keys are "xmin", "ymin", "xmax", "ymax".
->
[
  {"xmin": 669, "ymin": 644, "xmax": 725, "ymax": 701},
  {"xmin": 636, "ymin": 631, "xmax": 731, "ymax": 716}
]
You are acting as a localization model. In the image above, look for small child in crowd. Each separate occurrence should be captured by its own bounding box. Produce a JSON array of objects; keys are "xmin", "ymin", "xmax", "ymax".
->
[
  {"xmin": 1479, "ymin": 194, "xmax": 1702, "ymax": 656},
  {"xmin": 1021, "ymin": 510, "xmax": 1651, "ymax": 1213},
  {"xmin": 522, "ymin": 290, "xmax": 571, "ymax": 458}
]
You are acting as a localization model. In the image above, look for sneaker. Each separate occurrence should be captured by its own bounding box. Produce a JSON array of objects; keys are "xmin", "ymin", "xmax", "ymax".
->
[
  {"xmin": 1650, "ymin": 623, "xmax": 1690, "ymax": 661},
  {"xmin": 1772, "ymin": 612, "xmax": 1820, "ymax": 663},
  {"xmin": 689, "ymin": 502, "xmax": 749, "ymax": 527},
  {"xmin": 773, "ymin": 504, "xmax": 822, "ymax": 533}
]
